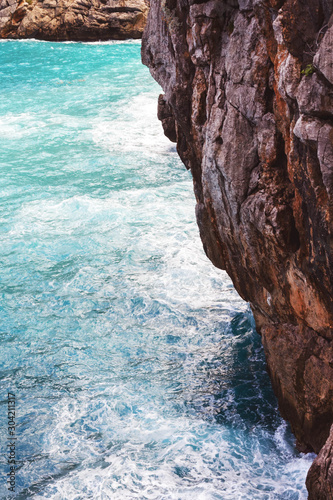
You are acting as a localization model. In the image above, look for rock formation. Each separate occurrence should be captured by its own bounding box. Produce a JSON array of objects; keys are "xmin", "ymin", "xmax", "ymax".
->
[
  {"xmin": 307, "ymin": 424, "xmax": 333, "ymax": 499},
  {"xmin": 142, "ymin": 0, "xmax": 333, "ymax": 495},
  {"xmin": 0, "ymin": 0, "xmax": 148, "ymax": 40}
]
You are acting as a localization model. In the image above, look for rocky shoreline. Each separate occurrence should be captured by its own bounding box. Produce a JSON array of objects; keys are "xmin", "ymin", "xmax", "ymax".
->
[
  {"xmin": 0, "ymin": 0, "xmax": 148, "ymax": 40},
  {"xmin": 1, "ymin": 0, "xmax": 332, "ymax": 495},
  {"xmin": 142, "ymin": 0, "xmax": 333, "ymax": 496}
]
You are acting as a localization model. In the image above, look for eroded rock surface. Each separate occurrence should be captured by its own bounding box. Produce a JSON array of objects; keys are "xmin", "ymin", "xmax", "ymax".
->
[
  {"xmin": 0, "ymin": 0, "xmax": 148, "ymax": 40},
  {"xmin": 142, "ymin": 0, "xmax": 333, "ymax": 495},
  {"xmin": 307, "ymin": 425, "xmax": 333, "ymax": 499}
]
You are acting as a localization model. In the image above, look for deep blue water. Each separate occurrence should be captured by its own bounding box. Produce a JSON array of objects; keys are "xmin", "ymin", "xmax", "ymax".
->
[{"xmin": 0, "ymin": 40, "xmax": 313, "ymax": 499}]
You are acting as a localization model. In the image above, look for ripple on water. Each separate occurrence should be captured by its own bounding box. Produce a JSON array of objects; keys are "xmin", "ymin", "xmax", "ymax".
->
[{"xmin": 0, "ymin": 40, "xmax": 313, "ymax": 499}]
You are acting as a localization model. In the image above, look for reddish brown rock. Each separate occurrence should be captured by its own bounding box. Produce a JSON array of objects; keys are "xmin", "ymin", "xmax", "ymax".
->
[
  {"xmin": 157, "ymin": 94, "xmax": 177, "ymax": 143},
  {"xmin": 307, "ymin": 425, "xmax": 333, "ymax": 499},
  {"xmin": 142, "ymin": 0, "xmax": 333, "ymax": 495},
  {"xmin": 0, "ymin": 0, "xmax": 148, "ymax": 41}
]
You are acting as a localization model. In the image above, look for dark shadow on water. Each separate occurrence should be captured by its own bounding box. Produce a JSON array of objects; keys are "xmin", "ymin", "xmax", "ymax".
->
[{"xmin": 184, "ymin": 311, "xmax": 283, "ymax": 433}]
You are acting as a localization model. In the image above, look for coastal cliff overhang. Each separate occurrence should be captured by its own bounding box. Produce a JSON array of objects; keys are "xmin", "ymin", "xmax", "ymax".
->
[{"xmin": 142, "ymin": 0, "xmax": 333, "ymax": 496}]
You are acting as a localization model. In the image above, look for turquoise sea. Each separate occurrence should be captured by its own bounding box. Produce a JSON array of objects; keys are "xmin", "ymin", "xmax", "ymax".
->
[{"xmin": 0, "ymin": 40, "xmax": 314, "ymax": 499}]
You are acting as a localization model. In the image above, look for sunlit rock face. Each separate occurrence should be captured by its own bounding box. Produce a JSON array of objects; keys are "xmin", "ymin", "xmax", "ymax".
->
[
  {"xmin": 142, "ymin": 0, "xmax": 333, "ymax": 495},
  {"xmin": 0, "ymin": 0, "xmax": 148, "ymax": 40}
]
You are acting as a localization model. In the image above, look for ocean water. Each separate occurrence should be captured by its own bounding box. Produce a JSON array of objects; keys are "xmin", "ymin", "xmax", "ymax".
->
[{"xmin": 0, "ymin": 40, "xmax": 314, "ymax": 499}]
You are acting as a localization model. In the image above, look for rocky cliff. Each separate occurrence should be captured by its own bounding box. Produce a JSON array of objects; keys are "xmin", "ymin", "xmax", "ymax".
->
[
  {"xmin": 0, "ymin": 0, "xmax": 148, "ymax": 40},
  {"xmin": 142, "ymin": 0, "xmax": 333, "ymax": 495}
]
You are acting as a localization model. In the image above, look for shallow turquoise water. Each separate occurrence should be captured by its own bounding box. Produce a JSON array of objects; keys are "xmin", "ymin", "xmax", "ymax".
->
[{"xmin": 0, "ymin": 40, "xmax": 313, "ymax": 499}]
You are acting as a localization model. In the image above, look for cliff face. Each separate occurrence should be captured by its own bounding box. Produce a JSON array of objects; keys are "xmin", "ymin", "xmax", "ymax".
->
[
  {"xmin": 0, "ymin": 0, "xmax": 148, "ymax": 40},
  {"xmin": 307, "ymin": 424, "xmax": 333, "ymax": 499},
  {"xmin": 142, "ymin": 0, "xmax": 333, "ymax": 494}
]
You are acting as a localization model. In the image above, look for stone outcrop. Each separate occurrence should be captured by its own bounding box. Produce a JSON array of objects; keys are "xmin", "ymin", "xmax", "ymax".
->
[
  {"xmin": 307, "ymin": 424, "xmax": 333, "ymax": 499},
  {"xmin": 0, "ymin": 0, "xmax": 148, "ymax": 40},
  {"xmin": 142, "ymin": 0, "xmax": 333, "ymax": 496}
]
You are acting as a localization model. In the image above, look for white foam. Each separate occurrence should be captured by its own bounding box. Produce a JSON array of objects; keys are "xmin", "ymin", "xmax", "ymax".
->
[
  {"xmin": 0, "ymin": 38, "xmax": 141, "ymax": 45},
  {"xmin": 1, "ymin": 40, "xmax": 313, "ymax": 500},
  {"xmin": 91, "ymin": 92, "xmax": 174, "ymax": 156},
  {"xmin": 0, "ymin": 113, "xmax": 47, "ymax": 140}
]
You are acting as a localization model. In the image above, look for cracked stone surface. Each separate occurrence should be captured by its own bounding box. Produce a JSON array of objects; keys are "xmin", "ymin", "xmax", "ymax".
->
[
  {"xmin": 307, "ymin": 424, "xmax": 333, "ymax": 499},
  {"xmin": 142, "ymin": 0, "xmax": 333, "ymax": 495}
]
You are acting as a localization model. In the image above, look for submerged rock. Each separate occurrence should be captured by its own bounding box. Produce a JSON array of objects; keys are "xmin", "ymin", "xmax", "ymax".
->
[
  {"xmin": 0, "ymin": 0, "xmax": 148, "ymax": 40},
  {"xmin": 142, "ymin": 0, "xmax": 333, "ymax": 495}
]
